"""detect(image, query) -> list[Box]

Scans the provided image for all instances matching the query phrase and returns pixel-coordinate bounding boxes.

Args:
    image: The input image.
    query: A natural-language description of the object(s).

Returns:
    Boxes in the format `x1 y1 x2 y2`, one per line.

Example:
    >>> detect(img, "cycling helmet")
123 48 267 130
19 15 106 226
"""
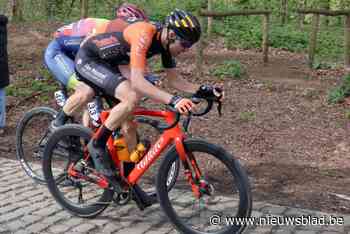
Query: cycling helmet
164 9 201 45
115 3 148 21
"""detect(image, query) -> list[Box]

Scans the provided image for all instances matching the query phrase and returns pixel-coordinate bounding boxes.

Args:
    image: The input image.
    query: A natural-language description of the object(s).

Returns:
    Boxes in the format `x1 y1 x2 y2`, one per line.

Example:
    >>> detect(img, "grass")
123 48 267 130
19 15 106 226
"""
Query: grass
211 60 246 80
345 110 350 120
7 75 57 99
214 18 344 66
327 74 350 104
239 111 256 122
149 58 163 73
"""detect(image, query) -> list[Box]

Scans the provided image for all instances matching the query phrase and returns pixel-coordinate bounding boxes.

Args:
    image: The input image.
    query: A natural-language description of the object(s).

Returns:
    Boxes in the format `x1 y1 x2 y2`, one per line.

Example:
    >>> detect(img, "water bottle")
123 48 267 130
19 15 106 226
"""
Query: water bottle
114 134 131 162
129 142 147 162
87 99 101 127
54 90 67 107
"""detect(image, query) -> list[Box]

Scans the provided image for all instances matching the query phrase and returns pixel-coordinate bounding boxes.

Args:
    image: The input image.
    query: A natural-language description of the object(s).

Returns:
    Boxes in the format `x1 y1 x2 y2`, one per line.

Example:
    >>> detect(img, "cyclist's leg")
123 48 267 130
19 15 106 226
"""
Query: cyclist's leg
44 40 76 88
45 40 90 127
74 52 133 173
82 109 90 128
121 117 138 154
53 81 95 127
104 80 138 130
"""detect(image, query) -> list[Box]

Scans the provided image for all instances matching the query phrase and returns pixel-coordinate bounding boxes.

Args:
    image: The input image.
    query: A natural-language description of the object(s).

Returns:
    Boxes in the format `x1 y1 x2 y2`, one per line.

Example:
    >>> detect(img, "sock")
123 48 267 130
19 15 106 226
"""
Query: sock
93 125 113 148
54 110 70 126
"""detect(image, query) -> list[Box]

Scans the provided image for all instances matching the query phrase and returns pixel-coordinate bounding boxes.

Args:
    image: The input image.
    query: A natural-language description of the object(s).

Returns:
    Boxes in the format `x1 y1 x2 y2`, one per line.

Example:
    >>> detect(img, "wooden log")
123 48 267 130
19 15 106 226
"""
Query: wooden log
262 14 270 64
297 9 350 16
200 9 271 18
308 14 320 68
345 15 350 71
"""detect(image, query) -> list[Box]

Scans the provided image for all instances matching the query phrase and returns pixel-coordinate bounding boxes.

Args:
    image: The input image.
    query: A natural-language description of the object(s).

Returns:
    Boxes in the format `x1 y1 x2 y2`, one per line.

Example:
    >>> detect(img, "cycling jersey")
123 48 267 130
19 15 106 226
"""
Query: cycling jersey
54 18 110 55
80 19 176 70
75 19 175 97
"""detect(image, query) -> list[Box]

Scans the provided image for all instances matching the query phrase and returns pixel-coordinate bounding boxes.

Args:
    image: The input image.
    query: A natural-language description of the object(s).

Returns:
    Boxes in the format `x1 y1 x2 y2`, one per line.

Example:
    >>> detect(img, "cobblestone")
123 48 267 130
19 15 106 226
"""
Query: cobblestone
0 158 349 234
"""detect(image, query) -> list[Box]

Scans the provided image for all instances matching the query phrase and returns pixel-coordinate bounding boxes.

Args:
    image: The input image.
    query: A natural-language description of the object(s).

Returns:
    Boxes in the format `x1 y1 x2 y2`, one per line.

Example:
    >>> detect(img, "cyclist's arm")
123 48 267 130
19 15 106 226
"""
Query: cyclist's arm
130 68 172 104
118 64 153 79
125 23 172 104
165 68 200 94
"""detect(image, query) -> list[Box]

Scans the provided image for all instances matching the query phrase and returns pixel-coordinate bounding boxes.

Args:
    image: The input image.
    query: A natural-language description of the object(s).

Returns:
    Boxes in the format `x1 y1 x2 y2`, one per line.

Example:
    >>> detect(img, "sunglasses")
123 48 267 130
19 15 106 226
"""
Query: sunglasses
179 39 193 49
173 35 192 48
168 34 192 49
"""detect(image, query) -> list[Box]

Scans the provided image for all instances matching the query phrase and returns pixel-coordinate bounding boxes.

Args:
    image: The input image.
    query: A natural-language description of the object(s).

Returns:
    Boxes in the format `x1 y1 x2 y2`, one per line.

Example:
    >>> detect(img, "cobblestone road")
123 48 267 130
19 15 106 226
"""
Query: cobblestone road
0 158 349 234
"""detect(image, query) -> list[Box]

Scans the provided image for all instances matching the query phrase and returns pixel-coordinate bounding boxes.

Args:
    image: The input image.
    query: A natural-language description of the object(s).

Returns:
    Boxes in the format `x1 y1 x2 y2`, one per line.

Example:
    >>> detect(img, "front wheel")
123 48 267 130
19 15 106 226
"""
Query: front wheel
156 139 252 234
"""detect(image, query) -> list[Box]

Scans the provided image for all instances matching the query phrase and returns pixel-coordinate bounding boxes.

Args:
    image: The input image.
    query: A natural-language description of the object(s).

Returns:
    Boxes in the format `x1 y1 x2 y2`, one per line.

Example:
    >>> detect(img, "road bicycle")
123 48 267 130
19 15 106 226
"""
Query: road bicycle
42 95 252 234
15 74 164 185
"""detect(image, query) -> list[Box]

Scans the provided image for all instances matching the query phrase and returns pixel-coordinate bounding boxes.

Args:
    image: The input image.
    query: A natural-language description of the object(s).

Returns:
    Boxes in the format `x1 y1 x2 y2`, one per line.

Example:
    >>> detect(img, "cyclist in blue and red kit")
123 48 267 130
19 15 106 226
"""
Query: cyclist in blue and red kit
44 3 153 90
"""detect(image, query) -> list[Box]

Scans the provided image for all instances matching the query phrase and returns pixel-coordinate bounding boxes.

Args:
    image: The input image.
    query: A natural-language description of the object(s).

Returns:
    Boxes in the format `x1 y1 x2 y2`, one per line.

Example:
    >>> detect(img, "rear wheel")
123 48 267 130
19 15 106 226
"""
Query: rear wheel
157 139 252 234
16 107 57 184
43 124 113 218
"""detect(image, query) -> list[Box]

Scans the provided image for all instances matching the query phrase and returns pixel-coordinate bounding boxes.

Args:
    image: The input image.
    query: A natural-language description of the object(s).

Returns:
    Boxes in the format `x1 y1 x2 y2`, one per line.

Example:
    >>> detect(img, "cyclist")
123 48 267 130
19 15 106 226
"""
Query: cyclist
44 3 149 92
45 3 160 128
53 9 223 206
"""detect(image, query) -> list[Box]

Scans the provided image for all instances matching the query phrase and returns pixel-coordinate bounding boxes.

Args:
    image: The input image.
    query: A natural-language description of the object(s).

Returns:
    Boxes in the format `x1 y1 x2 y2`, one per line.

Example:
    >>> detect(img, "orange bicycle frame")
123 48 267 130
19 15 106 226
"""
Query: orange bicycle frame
98 107 203 197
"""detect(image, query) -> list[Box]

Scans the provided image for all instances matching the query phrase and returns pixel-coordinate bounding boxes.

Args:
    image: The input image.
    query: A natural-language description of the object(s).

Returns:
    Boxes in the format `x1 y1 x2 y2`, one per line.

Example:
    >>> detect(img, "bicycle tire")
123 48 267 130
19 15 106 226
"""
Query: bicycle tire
43 124 113 218
16 106 57 184
156 138 252 234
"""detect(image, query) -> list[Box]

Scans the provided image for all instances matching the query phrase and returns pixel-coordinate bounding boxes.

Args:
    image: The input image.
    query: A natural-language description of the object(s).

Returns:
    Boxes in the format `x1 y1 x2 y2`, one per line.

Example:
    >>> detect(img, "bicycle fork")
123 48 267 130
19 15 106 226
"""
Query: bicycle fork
175 139 211 199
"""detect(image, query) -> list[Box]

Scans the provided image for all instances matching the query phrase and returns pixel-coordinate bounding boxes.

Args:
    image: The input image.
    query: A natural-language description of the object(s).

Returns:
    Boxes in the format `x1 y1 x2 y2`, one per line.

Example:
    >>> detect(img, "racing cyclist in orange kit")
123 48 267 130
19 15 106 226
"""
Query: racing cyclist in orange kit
54 9 224 206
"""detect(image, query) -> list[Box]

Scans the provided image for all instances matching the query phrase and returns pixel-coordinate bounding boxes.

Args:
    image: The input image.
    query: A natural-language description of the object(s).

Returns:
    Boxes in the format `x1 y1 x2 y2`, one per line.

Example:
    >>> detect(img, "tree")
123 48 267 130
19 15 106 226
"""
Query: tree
298 0 307 29
320 0 330 26
207 0 213 37
46 0 55 21
11 0 23 22
80 0 89 19
280 0 288 25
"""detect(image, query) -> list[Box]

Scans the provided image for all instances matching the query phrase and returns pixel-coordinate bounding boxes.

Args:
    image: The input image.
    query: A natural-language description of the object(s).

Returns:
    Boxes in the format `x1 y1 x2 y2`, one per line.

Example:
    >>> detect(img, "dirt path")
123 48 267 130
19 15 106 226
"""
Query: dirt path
2 23 350 214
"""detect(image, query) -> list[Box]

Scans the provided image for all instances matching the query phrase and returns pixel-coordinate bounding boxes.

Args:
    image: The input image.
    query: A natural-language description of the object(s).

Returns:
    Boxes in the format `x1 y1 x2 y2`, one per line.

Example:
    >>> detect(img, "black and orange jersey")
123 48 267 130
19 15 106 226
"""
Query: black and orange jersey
81 18 175 70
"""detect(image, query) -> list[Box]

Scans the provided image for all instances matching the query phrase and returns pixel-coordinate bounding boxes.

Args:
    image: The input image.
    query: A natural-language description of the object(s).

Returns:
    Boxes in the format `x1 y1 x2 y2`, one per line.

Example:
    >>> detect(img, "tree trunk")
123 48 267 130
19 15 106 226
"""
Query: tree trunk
46 0 55 21
80 0 89 19
262 14 270 64
207 0 213 37
196 8 206 78
280 0 288 25
298 0 306 30
320 0 330 26
12 0 23 22
308 14 320 68
345 15 350 72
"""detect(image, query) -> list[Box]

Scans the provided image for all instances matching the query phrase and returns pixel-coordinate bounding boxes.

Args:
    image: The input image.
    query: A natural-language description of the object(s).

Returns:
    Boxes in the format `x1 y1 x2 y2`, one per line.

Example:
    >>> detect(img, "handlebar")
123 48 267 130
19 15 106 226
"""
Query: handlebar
150 96 223 132
97 92 222 132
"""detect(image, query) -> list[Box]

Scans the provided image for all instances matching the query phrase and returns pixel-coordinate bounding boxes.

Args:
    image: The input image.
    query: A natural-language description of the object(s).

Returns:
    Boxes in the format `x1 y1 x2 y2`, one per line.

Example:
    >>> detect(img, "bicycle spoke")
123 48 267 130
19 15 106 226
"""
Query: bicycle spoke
55 172 67 183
